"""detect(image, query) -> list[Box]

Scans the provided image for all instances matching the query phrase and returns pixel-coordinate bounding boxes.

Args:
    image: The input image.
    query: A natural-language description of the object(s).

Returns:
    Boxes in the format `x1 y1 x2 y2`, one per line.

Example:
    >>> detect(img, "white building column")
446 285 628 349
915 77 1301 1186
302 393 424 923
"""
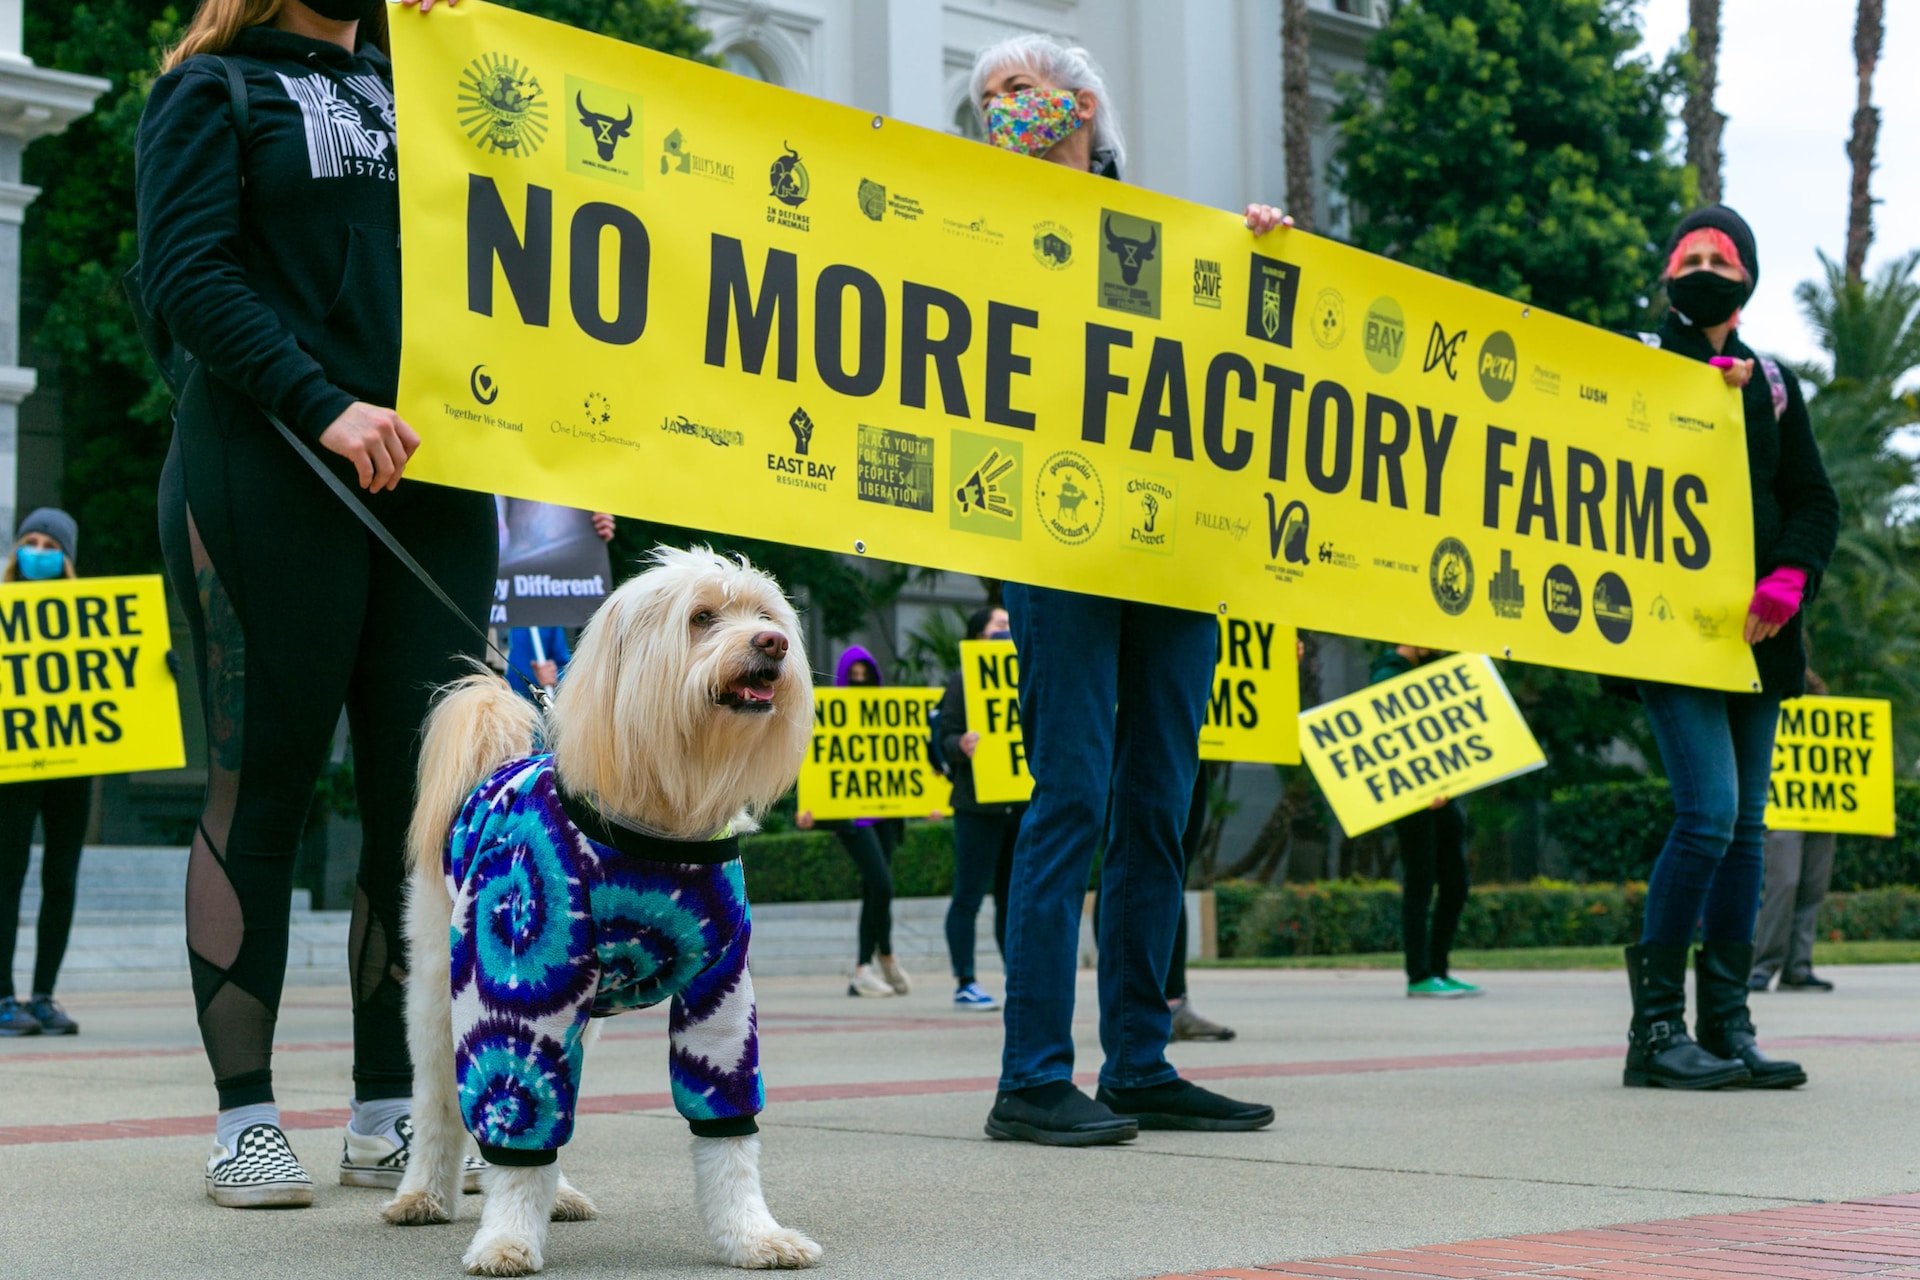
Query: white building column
850 0 945 130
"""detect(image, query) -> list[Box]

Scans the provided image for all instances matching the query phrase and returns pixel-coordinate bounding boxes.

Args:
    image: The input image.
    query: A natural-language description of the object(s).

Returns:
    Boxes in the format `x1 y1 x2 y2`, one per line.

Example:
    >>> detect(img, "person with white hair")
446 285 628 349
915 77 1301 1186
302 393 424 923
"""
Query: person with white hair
969 32 1290 1147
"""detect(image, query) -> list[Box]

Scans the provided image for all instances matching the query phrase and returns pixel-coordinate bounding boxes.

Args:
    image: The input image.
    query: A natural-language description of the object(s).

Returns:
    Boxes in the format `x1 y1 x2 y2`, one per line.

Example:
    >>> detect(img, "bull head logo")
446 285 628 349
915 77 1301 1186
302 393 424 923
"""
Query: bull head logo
576 92 633 162
1103 215 1157 285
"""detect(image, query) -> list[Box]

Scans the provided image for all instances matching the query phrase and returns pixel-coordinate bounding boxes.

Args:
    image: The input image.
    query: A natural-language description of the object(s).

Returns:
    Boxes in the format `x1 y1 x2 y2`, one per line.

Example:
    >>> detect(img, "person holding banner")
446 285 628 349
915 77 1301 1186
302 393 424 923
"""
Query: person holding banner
1618 207 1837 1092
936 606 1020 1011
969 33 1285 1145
136 0 496 1203
0 510 90 1037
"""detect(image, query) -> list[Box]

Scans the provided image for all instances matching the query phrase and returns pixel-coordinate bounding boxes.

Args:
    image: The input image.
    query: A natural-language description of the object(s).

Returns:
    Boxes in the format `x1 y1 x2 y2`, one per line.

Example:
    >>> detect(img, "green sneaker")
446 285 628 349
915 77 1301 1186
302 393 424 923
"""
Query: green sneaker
1440 977 1484 997
1406 978 1463 998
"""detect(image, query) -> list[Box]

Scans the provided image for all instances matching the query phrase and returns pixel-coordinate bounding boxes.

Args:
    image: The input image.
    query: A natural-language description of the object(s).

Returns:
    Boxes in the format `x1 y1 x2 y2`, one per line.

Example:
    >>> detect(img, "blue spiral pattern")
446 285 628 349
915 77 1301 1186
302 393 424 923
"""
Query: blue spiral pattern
455 1017 579 1152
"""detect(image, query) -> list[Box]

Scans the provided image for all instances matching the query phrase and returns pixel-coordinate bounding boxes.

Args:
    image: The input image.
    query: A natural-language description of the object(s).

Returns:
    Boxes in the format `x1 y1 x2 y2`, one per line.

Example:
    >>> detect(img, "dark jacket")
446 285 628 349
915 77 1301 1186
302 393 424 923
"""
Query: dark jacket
135 28 401 441
935 668 1023 817
1638 314 1839 697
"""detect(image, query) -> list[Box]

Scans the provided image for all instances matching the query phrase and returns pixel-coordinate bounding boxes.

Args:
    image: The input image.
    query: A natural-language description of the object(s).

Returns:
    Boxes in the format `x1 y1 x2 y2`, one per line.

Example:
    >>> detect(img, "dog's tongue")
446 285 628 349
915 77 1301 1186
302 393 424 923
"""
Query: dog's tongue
734 683 775 704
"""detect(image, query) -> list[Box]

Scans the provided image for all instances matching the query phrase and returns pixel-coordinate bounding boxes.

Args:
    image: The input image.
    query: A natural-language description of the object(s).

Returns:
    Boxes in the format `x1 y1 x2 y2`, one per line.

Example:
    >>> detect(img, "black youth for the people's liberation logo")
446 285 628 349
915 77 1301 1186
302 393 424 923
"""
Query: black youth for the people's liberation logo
469 365 500 406
1423 323 1467 379
1246 253 1302 347
457 53 549 157
1265 495 1310 565
1489 549 1524 619
769 143 809 206
1428 538 1475 615
1544 565 1582 634
1593 572 1634 644
1478 331 1517 402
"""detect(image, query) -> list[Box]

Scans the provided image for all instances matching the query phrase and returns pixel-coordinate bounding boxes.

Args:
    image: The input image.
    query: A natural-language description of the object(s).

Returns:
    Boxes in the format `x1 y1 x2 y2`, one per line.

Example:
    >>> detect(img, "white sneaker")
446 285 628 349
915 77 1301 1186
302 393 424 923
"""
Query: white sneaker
877 954 912 995
340 1116 487 1192
206 1123 315 1208
847 964 895 997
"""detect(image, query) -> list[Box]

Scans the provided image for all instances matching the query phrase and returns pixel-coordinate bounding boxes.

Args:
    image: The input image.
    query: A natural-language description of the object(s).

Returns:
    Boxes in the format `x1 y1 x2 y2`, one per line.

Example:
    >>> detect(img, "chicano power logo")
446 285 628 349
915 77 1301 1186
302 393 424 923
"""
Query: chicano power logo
457 53 549 157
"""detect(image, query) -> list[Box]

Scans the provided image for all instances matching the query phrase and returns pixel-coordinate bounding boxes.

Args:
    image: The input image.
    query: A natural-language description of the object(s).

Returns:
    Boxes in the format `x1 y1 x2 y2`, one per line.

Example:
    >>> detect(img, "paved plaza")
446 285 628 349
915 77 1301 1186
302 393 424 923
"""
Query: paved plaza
5 964 1919 1279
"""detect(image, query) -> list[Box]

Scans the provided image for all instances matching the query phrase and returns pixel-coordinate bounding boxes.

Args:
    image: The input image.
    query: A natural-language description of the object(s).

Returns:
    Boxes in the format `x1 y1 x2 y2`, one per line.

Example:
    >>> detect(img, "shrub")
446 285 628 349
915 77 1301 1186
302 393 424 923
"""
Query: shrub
740 821 955 903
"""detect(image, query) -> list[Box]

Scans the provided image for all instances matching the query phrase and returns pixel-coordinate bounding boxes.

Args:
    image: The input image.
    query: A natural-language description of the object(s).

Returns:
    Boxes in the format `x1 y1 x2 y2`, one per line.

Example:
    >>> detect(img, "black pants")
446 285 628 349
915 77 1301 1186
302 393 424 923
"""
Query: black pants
838 820 899 965
1396 802 1468 983
160 403 495 1110
947 809 1017 982
0 776 93 998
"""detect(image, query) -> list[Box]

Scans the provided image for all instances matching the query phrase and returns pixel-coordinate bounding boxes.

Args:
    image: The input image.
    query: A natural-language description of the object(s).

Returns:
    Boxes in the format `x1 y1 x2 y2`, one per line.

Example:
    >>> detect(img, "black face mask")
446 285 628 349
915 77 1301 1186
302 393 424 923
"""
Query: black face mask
300 0 383 22
1667 270 1747 328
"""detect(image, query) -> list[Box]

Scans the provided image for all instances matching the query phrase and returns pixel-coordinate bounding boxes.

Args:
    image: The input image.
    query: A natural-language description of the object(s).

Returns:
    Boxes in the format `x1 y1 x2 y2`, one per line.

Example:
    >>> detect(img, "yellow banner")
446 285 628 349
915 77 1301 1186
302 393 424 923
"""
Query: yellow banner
1765 696 1895 836
0 576 185 783
797 687 950 820
391 2 1760 691
1299 653 1544 836
959 639 1028 805
1199 617 1301 765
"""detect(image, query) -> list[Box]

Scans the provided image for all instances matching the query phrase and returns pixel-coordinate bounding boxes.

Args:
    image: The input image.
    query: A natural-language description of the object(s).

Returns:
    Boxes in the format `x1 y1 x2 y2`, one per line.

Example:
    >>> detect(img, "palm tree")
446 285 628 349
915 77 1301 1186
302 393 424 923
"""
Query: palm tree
1847 0 1886 283
1684 0 1725 204
1282 0 1314 232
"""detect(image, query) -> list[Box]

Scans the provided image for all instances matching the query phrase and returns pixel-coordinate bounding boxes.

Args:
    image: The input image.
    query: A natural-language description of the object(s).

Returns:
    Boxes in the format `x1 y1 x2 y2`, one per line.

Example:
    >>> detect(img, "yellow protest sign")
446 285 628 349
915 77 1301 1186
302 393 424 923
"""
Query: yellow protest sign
798 687 950 820
0 575 185 783
1299 654 1543 836
1765 696 1895 836
959 639 1029 805
392 2 1760 692
1199 617 1300 765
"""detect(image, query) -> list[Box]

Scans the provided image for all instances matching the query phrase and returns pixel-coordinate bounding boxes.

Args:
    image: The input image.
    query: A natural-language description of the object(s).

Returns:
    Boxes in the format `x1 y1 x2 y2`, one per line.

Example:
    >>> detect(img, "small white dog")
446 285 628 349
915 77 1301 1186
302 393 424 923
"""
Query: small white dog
382 547 821 1277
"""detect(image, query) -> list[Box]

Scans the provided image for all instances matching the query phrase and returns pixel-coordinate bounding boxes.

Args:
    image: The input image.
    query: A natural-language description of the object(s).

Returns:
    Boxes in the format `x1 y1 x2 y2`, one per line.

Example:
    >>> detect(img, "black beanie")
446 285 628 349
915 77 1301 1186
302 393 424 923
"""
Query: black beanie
1667 205 1759 300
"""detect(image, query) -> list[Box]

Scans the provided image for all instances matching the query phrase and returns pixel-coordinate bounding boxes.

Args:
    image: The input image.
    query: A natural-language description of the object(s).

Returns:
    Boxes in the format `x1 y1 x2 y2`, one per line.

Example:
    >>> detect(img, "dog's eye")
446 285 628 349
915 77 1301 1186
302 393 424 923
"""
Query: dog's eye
692 610 715 627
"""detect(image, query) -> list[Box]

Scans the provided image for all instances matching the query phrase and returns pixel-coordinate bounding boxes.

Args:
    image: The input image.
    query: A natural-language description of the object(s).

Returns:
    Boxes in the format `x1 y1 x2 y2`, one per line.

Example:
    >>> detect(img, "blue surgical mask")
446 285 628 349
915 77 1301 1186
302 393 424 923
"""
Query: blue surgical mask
15 546 64 580
985 629 1011 640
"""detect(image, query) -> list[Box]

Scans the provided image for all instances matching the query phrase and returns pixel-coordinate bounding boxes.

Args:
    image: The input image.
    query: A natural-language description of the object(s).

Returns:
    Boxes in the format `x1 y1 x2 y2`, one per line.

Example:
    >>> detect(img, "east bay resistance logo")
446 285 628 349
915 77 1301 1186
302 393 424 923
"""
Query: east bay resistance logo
457 52 548 157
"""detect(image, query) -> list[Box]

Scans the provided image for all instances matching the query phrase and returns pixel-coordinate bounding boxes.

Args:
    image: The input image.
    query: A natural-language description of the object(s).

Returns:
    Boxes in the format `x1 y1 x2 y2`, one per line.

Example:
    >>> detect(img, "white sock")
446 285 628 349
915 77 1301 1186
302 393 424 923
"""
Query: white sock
349 1096 410 1139
216 1103 279 1154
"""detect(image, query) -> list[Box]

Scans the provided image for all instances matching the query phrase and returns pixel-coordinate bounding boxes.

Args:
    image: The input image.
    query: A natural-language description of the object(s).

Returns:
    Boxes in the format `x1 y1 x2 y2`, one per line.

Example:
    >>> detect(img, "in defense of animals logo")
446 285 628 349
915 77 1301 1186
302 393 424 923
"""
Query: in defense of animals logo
1264 495 1310 565
457 53 548 157
1428 538 1475 616
769 143 810 207
788 406 815 456
858 178 886 221
1363 297 1407 373
1033 221 1073 269
1478 330 1517 402
575 92 632 161
1423 323 1467 379
1245 253 1302 348
1489 549 1524 619
469 365 499 406
1311 288 1346 349
1593 572 1634 645
1544 565 1583 634
1097 210 1162 318
1036 450 1104 545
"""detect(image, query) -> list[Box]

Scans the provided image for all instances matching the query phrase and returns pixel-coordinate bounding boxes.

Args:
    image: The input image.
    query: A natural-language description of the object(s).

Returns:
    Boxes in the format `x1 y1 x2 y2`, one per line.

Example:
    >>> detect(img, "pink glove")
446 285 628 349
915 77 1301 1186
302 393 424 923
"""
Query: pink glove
1748 567 1807 627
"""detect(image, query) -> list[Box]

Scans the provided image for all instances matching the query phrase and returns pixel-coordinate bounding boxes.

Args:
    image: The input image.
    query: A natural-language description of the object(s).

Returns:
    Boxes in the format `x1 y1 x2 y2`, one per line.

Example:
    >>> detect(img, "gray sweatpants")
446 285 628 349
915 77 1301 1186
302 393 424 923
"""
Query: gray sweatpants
1751 829 1836 983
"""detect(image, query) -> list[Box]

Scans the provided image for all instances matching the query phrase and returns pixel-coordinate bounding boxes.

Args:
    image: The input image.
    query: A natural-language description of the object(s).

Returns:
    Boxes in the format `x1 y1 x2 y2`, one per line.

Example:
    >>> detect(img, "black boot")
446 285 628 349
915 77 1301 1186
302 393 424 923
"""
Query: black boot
1623 943 1750 1089
1695 941 1807 1089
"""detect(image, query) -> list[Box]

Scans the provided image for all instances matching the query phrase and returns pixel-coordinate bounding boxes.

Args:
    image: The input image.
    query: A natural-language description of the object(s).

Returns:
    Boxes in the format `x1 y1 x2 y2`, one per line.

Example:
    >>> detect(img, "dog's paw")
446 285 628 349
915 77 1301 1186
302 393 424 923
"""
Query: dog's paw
549 1182 599 1222
383 1188 453 1226
725 1227 822 1270
463 1235 543 1276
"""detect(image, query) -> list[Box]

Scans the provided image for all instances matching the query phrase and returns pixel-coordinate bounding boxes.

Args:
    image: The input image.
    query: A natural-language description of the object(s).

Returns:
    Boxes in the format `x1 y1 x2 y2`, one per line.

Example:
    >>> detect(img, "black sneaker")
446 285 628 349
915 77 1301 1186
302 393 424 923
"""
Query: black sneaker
1779 970 1835 992
1096 1078 1275 1131
984 1081 1138 1147
0 997 41 1037
26 996 76 1035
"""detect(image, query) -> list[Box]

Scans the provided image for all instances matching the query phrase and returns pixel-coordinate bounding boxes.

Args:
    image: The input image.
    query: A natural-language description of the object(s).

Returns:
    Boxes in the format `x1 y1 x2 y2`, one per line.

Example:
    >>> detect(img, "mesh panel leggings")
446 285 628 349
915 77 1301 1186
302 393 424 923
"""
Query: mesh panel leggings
838 821 900 965
0 776 93 998
160 416 495 1110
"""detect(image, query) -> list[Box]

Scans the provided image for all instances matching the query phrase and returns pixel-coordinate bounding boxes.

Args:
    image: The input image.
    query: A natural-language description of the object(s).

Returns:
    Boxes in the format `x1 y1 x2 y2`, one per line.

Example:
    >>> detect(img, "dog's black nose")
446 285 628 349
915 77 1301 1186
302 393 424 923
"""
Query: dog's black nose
752 630 789 660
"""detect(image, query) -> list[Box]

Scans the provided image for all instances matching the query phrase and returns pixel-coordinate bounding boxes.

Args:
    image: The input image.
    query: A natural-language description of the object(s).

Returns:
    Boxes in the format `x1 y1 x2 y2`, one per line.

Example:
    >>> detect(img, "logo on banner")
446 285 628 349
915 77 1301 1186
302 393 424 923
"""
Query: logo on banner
566 77 641 190
1545 565 1582 633
457 53 548 157
1311 288 1346 349
1363 298 1407 373
1192 257 1223 308
1032 221 1073 269
1036 451 1104 545
659 128 734 181
1123 473 1175 554
469 365 500 406
1264 495 1311 565
1245 253 1302 347
1428 538 1474 615
1593 572 1634 644
1423 323 1467 379
1489 549 1524 619
788 406 815 455
951 431 1022 540
1098 211 1161 317
1478 330 1517 402
769 143 809 206
858 178 886 221
768 406 833 491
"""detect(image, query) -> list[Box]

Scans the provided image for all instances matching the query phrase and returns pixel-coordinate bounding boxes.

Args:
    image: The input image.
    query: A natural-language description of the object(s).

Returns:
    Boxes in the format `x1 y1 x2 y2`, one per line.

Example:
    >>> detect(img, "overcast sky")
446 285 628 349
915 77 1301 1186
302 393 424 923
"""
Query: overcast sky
1637 0 1917 367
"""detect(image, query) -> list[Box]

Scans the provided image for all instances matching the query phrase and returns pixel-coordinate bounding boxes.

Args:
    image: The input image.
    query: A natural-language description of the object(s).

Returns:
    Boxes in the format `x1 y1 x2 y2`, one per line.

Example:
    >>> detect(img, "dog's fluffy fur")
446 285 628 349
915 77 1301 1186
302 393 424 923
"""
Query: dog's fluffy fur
383 547 820 1276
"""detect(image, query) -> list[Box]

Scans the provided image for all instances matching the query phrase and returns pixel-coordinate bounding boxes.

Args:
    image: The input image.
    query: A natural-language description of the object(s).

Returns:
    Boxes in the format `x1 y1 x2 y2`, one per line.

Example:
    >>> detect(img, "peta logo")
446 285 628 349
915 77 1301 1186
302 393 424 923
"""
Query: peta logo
1477 331 1517 402
575 93 633 161
1103 214 1157 285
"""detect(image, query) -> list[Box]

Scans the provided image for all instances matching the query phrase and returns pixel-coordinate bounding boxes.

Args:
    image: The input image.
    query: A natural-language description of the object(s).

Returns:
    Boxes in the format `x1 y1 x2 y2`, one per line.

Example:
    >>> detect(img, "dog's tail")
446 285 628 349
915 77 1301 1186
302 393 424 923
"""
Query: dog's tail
406 670 543 877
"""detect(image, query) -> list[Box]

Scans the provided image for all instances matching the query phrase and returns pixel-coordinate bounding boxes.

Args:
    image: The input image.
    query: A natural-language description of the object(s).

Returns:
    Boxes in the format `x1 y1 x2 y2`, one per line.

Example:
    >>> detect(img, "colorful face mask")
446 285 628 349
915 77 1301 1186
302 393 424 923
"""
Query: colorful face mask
986 89 1083 157
15 546 64 580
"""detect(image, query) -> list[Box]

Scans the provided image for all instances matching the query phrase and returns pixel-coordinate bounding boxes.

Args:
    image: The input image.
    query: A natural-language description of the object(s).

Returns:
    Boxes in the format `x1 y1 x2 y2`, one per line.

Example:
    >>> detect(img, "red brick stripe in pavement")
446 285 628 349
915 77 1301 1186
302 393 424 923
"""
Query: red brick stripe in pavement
1143 1194 1920 1280
4 1031 1916 1148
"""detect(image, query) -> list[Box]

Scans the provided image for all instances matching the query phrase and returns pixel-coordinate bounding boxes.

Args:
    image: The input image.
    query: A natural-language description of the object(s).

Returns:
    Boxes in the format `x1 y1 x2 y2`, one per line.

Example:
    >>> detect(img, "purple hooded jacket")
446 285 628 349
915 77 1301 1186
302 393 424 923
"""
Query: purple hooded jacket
832 646 883 826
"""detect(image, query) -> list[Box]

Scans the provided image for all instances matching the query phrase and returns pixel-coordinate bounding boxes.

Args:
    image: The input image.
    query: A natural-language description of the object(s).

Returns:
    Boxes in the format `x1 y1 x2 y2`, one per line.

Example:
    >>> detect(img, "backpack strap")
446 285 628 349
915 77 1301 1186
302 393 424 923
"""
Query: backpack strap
216 56 251 144
1758 356 1790 420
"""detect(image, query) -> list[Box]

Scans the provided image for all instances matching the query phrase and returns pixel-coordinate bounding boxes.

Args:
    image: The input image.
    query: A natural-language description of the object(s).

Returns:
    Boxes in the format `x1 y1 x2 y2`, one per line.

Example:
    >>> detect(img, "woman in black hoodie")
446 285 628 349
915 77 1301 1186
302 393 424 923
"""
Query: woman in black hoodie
1619 206 1838 1094
136 0 494 1206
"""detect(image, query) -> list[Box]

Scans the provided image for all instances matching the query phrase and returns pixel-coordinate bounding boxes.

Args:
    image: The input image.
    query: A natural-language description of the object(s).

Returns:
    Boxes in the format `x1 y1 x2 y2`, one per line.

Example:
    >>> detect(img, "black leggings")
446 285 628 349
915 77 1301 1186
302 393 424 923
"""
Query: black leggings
838 821 899 965
0 776 93 998
947 809 1016 982
160 405 494 1110
1396 803 1468 983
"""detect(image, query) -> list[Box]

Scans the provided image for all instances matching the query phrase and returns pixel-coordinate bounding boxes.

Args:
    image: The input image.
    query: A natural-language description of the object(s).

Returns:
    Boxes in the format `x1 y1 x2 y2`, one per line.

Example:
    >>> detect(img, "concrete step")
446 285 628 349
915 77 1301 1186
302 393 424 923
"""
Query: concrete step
14 845 311 919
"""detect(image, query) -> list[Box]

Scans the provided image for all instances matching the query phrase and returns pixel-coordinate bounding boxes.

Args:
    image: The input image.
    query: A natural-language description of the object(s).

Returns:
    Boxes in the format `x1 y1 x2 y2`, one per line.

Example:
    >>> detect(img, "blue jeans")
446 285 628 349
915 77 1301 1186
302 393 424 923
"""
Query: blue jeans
998 584 1216 1092
1637 682 1782 947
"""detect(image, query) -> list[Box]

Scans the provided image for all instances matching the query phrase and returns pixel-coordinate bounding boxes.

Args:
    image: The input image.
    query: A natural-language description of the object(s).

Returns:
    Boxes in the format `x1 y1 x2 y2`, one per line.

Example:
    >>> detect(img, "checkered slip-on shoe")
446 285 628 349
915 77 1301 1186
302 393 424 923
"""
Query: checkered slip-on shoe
340 1116 487 1193
205 1123 315 1208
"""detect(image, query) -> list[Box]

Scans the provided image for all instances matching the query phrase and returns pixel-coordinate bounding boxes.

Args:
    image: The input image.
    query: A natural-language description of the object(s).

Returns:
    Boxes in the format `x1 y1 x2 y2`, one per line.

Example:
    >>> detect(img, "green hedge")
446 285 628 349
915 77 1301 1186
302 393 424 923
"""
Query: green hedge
1214 879 1920 958
739 820 955 903
1549 779 1920 889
